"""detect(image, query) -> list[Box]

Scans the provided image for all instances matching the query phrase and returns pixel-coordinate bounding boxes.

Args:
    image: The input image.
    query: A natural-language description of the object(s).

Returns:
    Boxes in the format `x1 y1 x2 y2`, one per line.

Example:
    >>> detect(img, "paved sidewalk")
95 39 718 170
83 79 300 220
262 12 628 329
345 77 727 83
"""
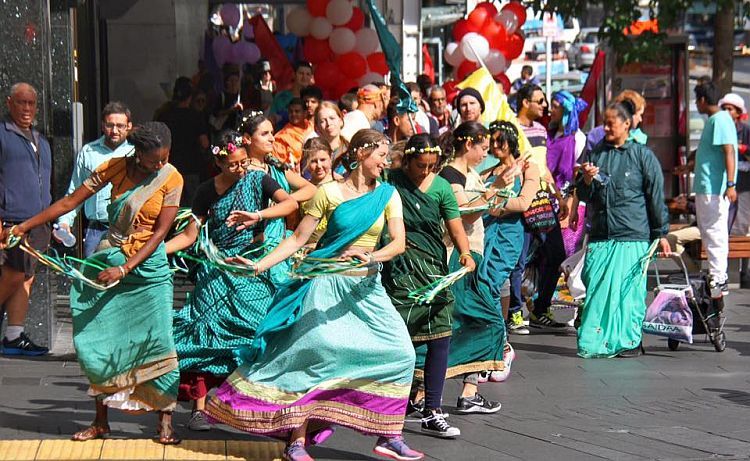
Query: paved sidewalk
2 290 750 460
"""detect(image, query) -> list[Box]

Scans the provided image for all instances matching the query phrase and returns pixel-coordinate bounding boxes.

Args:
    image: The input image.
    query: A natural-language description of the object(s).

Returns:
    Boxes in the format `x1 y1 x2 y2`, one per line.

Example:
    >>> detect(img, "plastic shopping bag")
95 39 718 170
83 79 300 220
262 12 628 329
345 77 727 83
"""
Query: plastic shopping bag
562 246 586 300
642 288 693 343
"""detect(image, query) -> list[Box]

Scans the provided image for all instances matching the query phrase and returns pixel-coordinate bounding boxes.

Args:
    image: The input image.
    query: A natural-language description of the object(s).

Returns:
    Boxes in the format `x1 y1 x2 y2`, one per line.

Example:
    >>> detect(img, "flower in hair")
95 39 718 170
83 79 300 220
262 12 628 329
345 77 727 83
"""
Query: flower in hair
212 136 245 157
456 134 489 142
355 140 390 154
404 145 442 156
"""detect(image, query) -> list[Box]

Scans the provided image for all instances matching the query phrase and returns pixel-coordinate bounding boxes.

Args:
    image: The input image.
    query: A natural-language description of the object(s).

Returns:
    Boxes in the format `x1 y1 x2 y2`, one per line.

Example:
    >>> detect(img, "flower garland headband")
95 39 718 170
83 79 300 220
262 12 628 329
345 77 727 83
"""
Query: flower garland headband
211 135 245 157
404 145 442 156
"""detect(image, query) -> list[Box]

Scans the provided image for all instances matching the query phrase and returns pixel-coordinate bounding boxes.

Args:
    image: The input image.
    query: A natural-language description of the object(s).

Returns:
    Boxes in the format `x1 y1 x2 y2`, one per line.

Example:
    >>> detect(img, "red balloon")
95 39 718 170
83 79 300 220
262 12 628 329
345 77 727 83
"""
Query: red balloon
332 78 359 100
501 33 524 60
303 37 333 64
474 1 498 18
338 52 367 79
501 2 527 26
307 0 330 17
314 61 340 89
344 7 365 31
482 19 507 48
494 72 511 95
456 60 479 81
468 7 491 30
452 19 480 42
366 51 389 75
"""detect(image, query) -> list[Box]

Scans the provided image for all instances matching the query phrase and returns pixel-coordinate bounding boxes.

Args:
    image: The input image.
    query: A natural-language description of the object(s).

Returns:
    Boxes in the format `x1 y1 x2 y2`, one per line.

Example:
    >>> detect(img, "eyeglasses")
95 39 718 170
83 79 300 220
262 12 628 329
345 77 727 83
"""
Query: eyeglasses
226 159 251 172
104 123 128 131
529 98 546 105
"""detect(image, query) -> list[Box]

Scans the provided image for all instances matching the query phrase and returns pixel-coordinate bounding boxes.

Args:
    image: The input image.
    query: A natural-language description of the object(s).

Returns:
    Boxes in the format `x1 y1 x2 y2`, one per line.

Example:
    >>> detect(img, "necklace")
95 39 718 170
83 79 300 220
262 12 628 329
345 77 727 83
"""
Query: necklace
247 158 267 171
344 180 371 194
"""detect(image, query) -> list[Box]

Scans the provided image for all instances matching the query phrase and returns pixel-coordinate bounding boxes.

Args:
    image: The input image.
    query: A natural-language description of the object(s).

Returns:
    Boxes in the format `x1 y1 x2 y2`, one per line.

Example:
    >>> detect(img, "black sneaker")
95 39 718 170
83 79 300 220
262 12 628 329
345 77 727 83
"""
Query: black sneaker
1 333 49 356
617 342 644 358
421 409 460 438
528 312 569 330
719 280 729 296
187 410 210 431
406 398 425 418
455 393 501 414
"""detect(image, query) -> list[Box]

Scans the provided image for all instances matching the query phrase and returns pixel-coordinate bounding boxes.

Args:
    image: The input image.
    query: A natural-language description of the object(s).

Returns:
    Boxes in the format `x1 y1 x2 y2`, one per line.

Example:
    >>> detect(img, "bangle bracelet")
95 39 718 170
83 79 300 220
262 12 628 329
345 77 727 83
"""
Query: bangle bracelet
459 252 472 259
255 210 263 221
117 266 126 277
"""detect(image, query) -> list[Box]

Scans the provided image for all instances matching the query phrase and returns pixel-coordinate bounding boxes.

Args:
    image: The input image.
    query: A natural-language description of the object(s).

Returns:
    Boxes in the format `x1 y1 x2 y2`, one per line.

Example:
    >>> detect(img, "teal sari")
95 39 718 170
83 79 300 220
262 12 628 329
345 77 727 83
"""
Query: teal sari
264 165 293 285
71 164 180 411
172 171 276 378
207 184 416 437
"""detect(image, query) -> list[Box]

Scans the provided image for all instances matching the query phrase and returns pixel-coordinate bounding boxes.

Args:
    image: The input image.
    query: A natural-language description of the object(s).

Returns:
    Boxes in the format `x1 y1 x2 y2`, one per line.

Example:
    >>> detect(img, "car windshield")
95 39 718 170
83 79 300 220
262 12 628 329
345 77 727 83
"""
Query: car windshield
583 32 598 43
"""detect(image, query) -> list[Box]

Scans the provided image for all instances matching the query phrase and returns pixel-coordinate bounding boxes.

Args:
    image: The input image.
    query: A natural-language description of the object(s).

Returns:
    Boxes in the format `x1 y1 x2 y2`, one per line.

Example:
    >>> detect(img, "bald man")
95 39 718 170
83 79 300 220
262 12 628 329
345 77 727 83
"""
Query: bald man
0 82 52 356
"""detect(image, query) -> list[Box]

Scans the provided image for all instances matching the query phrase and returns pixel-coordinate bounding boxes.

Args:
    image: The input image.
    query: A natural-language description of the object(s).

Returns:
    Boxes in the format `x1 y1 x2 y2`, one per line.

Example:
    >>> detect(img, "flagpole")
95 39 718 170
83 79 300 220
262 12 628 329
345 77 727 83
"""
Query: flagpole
463 40 506 97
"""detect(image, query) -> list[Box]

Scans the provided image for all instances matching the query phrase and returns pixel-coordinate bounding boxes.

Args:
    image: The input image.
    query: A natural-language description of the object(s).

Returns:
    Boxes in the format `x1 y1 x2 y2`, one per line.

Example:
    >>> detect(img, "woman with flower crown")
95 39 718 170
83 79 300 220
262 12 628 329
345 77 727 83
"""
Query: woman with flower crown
165 130 298 431
381 133 475 439
206 129 424 461
230 112 316 285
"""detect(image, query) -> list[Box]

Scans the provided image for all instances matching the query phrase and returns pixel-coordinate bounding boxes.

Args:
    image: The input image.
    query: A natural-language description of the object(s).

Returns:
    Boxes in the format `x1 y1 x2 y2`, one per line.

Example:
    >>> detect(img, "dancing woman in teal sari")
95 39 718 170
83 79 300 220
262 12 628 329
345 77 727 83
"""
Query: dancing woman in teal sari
206 130 424 461
165 131 297 430
1 123 184 444
237 112 316 285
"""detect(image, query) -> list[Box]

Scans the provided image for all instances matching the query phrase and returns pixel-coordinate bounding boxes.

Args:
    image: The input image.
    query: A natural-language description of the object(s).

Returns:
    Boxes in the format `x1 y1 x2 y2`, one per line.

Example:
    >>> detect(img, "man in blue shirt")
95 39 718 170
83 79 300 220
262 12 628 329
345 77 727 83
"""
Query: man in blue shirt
694 82 738 298
58 102 133 256
0 82 52 356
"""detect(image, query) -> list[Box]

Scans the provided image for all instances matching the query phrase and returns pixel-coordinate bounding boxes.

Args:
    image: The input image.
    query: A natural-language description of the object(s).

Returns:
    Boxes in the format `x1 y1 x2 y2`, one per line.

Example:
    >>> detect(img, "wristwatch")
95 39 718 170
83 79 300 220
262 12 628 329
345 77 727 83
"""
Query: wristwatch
727 181 736 188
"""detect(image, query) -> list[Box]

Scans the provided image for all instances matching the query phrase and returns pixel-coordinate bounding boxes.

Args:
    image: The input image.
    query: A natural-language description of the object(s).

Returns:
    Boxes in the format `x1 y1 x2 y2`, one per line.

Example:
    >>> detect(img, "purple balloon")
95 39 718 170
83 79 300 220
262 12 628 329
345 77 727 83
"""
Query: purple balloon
243 22 254 40
231 41 261 64
212 35 233 67
220 4 241 27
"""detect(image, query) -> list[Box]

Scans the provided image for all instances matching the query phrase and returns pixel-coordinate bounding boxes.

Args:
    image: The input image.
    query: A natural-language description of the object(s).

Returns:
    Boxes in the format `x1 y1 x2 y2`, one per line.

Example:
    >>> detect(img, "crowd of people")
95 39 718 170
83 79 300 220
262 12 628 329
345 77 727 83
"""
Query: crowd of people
0 62 744 460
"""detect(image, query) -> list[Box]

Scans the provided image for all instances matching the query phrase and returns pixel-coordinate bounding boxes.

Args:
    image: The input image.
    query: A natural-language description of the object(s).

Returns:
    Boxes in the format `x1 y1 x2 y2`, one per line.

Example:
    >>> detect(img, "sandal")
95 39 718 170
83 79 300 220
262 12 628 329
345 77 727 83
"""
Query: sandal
72 425 110 441
156 425 182 445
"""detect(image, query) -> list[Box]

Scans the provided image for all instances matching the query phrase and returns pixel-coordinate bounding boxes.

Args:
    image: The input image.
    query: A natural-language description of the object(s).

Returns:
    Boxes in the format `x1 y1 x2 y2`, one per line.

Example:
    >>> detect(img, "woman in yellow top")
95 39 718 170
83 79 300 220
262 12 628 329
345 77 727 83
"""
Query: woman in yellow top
1 122 184 444
206 129 424 461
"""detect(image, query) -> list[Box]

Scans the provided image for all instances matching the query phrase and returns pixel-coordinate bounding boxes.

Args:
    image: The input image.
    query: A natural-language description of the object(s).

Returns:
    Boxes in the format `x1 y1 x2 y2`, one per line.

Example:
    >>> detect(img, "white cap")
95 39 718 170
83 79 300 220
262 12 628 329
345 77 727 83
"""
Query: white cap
718 93 747 114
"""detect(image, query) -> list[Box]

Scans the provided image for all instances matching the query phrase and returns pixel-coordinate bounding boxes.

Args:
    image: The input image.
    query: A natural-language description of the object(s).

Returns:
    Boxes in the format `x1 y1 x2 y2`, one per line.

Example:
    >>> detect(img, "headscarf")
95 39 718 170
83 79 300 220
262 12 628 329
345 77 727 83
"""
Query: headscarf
552 90 588 137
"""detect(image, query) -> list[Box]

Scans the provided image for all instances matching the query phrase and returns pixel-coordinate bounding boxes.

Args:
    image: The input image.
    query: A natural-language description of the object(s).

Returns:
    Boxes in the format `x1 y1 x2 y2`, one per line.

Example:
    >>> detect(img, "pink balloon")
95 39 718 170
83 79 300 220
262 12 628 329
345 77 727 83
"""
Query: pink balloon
310 17 333 39
220 4 241 27
326 0 353 26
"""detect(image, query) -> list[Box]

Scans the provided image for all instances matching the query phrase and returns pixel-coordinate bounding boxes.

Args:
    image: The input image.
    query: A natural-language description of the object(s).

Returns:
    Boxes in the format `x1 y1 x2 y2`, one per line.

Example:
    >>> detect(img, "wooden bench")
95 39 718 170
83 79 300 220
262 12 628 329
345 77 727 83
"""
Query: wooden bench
687 236 750 260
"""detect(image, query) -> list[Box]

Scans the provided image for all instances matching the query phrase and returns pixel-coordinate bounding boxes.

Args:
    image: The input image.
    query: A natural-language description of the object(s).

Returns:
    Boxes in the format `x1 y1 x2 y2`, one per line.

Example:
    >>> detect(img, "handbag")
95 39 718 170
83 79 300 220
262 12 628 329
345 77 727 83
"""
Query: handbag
562 238 587 300
523 183 557 233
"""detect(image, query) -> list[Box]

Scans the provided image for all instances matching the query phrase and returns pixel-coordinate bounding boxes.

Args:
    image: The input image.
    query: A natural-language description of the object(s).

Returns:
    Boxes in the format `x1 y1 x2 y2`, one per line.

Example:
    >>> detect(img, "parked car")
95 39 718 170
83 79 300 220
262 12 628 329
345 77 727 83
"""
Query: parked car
567 28 599 69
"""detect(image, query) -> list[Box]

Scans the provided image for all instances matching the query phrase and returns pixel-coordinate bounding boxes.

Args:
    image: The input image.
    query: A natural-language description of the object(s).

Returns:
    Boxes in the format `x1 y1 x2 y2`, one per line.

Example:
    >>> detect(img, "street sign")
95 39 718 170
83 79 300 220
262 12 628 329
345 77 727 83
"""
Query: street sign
542 13 558 38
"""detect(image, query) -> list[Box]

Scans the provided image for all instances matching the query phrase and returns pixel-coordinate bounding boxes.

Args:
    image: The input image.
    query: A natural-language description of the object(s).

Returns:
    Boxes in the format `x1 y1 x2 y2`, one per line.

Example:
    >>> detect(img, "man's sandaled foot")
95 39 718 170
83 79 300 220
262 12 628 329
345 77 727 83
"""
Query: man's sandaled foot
72 425 110 441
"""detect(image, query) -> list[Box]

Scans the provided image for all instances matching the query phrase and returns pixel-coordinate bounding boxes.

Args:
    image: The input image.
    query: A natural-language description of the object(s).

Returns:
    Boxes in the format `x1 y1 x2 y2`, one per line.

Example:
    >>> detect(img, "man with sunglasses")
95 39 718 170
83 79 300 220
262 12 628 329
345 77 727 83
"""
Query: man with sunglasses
58 101 133 256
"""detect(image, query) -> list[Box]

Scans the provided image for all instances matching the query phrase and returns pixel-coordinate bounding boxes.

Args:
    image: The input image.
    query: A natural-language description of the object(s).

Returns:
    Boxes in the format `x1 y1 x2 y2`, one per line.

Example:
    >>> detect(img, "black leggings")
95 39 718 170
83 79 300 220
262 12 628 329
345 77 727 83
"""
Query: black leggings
413 336 451 410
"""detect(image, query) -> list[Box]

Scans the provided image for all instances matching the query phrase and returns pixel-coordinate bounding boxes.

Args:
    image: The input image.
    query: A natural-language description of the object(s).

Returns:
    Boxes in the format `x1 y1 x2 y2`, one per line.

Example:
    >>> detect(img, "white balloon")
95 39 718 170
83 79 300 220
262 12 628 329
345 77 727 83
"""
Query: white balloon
287 7 312 37
485 49 507 74
444 42 464 67
326 0 354 26
359 71 383 87
355 28 379 55
310 17 333 40
329 27 356 55
460 33 490 63
496 10 519 35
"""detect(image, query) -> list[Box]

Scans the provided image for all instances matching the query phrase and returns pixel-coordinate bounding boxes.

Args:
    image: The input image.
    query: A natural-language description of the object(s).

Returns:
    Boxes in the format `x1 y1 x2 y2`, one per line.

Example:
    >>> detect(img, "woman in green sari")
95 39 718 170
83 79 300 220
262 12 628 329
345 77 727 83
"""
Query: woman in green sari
383 134 475 439
165 131 297 431
1 122 184 443
576 101 670 358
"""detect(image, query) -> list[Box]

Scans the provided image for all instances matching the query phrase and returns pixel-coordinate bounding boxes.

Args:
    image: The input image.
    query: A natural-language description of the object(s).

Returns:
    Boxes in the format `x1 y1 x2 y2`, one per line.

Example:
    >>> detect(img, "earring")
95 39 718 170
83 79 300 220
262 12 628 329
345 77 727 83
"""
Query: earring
135 157 141 165
349 161 359 170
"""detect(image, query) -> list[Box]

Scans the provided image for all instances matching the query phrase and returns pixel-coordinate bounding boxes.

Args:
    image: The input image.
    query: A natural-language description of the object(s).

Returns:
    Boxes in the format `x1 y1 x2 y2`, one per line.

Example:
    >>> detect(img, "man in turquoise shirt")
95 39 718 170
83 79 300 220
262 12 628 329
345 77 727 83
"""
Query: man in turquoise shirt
693 82 738 298
58 102 133 256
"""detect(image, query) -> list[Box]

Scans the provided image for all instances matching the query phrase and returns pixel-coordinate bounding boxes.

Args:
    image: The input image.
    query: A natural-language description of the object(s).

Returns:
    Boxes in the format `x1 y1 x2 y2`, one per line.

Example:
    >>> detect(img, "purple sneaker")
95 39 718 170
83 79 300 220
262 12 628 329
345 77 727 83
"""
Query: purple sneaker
284 440 314 461
373 436 424 461
306 426 335 447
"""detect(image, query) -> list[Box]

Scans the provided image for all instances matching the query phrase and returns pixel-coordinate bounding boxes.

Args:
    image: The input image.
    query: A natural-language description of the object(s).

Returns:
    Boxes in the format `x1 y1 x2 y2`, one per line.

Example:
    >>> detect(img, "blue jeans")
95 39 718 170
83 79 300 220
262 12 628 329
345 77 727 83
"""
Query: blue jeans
508 232 532 316
83 225 108 257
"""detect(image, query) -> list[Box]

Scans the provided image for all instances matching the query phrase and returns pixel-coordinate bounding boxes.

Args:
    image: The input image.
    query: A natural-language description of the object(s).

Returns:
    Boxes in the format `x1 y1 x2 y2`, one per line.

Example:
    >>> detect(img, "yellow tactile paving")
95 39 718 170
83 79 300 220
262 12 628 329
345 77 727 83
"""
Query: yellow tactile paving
164 440 226 460
35 439 103 460
226 440 284 461
0 440 40 460
99 439 164 460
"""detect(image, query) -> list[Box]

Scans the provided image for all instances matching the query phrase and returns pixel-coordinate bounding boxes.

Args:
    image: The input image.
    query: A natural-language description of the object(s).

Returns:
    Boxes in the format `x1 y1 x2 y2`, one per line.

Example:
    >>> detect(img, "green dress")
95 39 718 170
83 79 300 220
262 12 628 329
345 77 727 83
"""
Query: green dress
382 170 460 341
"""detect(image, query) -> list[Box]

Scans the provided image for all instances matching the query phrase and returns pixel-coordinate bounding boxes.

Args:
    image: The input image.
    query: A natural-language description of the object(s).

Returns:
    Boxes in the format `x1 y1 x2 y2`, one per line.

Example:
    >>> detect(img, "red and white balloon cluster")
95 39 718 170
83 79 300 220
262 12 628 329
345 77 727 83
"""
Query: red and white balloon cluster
287 0 386 99
211 4 262 67
446 1 527 93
